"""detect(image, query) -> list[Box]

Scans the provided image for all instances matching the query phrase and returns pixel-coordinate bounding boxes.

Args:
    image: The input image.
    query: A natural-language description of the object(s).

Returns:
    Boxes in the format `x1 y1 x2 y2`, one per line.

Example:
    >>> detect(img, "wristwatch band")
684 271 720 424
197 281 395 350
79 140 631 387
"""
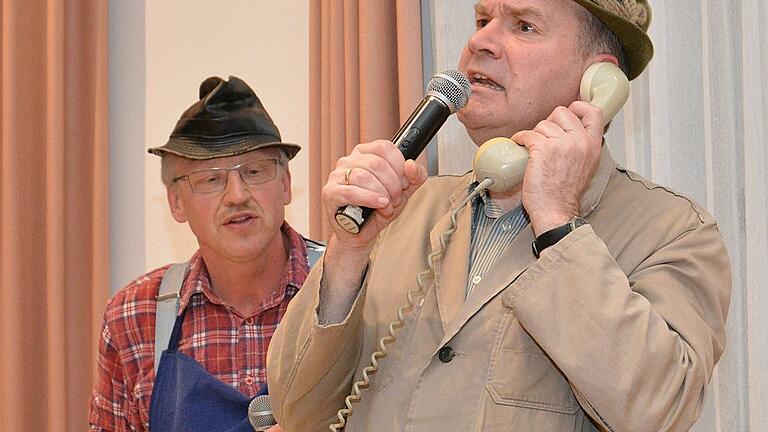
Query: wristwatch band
532 217 586 258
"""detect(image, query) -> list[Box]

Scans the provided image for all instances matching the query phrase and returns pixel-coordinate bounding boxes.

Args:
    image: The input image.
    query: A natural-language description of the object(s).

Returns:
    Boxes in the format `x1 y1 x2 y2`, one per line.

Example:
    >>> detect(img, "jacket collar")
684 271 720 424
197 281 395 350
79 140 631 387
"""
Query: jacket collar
579 144 617 218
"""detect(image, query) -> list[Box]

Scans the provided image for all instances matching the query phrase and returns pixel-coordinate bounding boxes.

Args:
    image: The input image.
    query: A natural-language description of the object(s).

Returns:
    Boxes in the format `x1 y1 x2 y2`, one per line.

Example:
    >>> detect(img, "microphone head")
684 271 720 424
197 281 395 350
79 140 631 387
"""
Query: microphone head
248 395 275 431
426 70 471 114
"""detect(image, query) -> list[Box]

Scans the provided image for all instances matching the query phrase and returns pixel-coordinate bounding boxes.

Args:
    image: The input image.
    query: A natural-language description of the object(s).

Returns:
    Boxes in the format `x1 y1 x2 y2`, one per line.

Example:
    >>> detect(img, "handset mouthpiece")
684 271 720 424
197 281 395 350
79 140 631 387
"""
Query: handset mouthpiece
473 137 529 192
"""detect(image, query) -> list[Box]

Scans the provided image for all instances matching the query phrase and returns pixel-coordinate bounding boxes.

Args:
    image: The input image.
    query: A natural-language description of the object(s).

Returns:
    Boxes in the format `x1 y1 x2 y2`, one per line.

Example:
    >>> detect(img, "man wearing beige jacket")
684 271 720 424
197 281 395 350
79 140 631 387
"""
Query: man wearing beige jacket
267 0 731 431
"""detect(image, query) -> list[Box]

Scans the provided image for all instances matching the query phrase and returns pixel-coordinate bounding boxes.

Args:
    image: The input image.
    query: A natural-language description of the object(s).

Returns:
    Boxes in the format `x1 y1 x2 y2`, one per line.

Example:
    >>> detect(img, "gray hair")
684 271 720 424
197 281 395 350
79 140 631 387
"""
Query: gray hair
577 7 630 76
160 154 181 186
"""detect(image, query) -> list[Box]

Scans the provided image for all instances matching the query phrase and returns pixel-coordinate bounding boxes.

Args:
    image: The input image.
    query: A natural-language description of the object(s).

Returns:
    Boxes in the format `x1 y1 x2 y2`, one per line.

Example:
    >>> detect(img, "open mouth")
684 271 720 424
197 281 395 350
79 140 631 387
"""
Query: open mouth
225 214 256 225
470 73 504 91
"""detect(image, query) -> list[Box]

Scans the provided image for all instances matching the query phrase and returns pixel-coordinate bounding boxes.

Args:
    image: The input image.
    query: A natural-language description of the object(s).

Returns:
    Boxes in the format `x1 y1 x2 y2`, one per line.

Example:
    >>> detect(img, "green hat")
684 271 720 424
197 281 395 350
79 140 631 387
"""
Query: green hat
148 76 301 160
574 0 654 80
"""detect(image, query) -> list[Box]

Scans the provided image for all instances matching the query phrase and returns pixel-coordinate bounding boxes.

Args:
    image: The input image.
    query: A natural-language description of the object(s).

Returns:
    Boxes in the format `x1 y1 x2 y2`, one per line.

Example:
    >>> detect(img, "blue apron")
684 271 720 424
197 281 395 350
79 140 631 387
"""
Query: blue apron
148 307 259 431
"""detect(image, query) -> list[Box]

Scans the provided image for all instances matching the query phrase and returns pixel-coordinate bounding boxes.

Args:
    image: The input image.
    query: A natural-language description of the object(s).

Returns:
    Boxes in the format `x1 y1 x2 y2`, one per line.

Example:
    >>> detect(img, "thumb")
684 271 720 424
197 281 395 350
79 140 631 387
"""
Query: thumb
569 100 604 143
404 160 428 187
510 130 539 150
403 160 427 199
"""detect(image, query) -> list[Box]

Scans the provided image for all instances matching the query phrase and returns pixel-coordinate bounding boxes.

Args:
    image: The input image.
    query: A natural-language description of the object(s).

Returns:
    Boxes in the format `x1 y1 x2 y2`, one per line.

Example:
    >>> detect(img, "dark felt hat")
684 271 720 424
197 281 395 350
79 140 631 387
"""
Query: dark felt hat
148 76 301 160
574 0 654 81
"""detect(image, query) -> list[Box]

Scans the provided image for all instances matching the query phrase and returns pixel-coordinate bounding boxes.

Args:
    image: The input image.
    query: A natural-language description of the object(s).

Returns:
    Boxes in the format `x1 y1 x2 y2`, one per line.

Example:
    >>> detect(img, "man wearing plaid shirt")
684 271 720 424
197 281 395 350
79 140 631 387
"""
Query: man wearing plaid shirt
89 76 314 431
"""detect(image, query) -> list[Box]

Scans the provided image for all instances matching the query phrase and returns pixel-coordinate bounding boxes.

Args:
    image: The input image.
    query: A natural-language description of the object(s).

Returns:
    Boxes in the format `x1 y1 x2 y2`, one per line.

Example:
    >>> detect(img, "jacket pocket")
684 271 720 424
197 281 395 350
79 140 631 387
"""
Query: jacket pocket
487 311 579 414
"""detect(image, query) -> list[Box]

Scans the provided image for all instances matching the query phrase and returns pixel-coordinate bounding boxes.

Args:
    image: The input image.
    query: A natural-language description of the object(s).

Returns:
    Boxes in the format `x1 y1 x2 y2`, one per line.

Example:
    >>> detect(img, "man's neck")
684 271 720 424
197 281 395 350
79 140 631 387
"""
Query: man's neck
487 183 523 213
202 231 289 318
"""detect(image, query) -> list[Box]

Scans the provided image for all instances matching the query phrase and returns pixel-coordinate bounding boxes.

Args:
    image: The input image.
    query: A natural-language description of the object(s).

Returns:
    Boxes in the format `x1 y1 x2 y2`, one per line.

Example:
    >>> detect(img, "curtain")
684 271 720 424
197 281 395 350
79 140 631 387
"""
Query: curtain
0 1 109 430
428 0 768 430
308 0 424 239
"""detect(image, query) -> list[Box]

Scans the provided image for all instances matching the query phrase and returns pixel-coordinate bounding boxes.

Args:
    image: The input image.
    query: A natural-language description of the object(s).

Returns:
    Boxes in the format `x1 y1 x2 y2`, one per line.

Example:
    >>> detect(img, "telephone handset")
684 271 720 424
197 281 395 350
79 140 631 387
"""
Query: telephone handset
327 63 630 432
474 62 630 192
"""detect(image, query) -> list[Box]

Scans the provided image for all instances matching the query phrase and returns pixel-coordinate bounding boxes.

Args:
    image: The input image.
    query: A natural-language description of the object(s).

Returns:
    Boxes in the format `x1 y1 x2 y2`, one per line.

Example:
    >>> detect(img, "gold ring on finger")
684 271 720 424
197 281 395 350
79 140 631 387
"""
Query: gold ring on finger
344 167 353 185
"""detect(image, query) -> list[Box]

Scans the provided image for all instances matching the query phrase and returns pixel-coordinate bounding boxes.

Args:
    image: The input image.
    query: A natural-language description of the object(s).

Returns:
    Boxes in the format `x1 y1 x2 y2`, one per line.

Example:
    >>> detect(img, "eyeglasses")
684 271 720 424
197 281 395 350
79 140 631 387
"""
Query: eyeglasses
172 158 282 193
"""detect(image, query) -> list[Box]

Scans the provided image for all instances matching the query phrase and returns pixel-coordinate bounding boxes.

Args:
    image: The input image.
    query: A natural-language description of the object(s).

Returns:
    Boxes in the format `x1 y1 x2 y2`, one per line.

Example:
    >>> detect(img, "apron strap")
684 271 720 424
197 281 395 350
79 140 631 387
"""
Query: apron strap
154 262 188 373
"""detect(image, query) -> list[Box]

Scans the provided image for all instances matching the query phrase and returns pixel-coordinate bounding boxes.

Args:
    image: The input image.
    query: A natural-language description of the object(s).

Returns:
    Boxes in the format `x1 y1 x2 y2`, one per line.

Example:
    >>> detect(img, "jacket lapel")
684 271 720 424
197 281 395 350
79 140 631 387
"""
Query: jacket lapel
429 175 473 333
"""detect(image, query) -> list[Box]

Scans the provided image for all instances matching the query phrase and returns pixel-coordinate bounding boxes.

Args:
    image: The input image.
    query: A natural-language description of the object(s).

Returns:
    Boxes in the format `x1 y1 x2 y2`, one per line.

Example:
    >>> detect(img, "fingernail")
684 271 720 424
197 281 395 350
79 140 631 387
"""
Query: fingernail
378 196 389 207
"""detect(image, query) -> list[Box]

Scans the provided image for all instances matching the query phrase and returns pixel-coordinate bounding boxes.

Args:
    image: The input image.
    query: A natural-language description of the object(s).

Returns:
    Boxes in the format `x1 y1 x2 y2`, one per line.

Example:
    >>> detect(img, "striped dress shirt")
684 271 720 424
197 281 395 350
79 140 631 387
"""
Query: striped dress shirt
466 183 529 298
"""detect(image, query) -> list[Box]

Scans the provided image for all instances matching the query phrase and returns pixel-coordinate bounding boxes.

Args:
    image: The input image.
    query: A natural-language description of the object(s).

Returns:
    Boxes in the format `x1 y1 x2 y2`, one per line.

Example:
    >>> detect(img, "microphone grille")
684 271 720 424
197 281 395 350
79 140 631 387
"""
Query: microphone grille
248 395 275 431
426 69 471 114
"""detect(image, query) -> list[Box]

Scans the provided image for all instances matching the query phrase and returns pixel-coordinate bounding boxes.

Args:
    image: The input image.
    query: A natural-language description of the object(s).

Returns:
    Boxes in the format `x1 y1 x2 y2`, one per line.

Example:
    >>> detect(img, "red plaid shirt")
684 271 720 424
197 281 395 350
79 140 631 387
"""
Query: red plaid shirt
89 223 310 431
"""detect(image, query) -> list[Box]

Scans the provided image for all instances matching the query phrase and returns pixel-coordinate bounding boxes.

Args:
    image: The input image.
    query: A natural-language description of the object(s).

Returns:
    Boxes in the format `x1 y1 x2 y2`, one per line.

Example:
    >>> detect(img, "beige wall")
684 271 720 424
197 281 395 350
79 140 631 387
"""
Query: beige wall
141 0 310 270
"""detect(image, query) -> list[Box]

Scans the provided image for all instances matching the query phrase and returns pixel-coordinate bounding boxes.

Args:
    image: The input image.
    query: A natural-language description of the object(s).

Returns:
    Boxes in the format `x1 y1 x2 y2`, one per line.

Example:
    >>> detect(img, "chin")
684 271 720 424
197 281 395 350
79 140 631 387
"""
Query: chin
457 115 495 146
456 107 482 133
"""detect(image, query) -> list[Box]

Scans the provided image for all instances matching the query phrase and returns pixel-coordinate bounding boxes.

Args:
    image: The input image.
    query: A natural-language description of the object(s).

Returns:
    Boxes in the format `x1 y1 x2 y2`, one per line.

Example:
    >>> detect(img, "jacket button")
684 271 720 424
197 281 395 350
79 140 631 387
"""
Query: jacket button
438 346 455 363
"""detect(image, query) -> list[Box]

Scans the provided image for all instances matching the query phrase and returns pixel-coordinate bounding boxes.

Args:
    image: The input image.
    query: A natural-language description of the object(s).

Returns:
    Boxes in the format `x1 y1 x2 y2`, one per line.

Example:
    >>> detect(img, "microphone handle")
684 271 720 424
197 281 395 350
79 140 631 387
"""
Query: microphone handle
335 96 450 234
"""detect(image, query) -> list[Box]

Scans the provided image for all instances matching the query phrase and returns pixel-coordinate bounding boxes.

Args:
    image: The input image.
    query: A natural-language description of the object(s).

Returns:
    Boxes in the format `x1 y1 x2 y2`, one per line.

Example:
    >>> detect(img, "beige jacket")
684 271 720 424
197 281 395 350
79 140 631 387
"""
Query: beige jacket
267 149 731 432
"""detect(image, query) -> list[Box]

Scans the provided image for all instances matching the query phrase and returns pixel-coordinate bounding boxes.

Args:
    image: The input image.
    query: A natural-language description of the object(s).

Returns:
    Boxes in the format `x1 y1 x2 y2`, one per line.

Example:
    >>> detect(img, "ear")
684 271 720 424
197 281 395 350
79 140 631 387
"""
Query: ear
167 185 189 223
281 165 293 205
584 53 620 71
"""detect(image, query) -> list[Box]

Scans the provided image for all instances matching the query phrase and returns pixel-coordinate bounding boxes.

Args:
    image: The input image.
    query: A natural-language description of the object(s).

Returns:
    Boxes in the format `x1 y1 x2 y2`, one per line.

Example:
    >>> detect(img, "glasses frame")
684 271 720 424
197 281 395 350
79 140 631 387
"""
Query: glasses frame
171 158 283 194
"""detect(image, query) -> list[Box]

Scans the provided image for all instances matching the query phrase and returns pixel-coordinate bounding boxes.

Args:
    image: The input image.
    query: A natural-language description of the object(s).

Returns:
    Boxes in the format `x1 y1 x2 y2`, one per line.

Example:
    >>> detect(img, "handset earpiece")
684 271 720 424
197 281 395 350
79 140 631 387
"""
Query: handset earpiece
579 62 629 127
472 62 630 193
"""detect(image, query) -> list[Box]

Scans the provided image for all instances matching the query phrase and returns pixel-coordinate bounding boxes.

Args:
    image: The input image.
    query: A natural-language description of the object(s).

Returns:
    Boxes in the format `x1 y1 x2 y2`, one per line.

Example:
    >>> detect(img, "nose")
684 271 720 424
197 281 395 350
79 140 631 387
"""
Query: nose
222 170 251 205
466 20 502 59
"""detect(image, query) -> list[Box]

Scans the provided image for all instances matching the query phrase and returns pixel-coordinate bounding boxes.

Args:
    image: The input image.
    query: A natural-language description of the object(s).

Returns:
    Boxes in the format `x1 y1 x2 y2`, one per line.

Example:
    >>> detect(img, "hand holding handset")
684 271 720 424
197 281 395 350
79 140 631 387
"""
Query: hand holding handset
473 62 630 192
327 63 630 432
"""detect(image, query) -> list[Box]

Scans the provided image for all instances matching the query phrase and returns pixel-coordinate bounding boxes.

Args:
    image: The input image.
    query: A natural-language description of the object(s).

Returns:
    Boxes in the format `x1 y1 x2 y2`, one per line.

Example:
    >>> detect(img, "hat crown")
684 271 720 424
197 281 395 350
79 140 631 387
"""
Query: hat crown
591 0 651 31
172 76 280 140
147 76 301 160
200 76 258 113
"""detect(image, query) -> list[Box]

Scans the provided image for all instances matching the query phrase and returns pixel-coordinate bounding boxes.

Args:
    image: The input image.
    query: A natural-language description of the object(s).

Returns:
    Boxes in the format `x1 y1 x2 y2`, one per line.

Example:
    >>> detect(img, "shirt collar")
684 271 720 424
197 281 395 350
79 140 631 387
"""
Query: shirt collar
468 182 509 219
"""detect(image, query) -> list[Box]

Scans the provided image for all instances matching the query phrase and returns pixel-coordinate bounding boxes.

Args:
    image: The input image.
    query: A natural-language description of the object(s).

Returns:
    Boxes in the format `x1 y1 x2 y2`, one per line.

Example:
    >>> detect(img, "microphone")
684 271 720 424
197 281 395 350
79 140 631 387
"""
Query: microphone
335 70 471 234
248 394 275 431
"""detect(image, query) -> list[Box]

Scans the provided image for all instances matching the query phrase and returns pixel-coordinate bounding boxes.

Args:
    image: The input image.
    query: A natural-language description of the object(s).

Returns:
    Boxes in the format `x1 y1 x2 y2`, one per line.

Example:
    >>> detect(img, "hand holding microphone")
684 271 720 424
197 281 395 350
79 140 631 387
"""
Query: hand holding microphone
323 141 427 247
316 71 470 326
332 70 471 235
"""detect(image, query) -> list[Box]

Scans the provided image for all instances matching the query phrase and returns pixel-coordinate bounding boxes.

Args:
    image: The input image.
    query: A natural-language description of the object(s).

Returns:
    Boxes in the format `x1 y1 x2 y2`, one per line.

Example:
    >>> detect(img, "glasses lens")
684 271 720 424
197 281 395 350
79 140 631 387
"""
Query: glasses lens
187 170 228 193
181 159 279 193
240 159 278 185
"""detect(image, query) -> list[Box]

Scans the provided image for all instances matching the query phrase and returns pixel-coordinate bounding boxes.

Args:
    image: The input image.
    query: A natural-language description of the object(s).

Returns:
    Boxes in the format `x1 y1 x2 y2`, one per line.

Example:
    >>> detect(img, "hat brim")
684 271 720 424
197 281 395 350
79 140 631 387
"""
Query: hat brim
573 0 654 80
148 135 301 161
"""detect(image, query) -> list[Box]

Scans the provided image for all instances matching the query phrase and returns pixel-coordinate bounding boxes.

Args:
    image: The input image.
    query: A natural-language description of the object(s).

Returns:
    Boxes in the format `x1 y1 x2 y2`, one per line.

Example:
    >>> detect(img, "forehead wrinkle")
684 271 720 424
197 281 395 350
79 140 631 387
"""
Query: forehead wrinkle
474 1 546 20
189 148 281 171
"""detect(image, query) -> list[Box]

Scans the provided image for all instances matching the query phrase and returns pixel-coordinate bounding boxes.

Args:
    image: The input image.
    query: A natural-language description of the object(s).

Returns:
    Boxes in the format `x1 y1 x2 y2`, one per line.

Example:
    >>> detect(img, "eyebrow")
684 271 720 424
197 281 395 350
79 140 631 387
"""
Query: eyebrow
474 2 545 20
